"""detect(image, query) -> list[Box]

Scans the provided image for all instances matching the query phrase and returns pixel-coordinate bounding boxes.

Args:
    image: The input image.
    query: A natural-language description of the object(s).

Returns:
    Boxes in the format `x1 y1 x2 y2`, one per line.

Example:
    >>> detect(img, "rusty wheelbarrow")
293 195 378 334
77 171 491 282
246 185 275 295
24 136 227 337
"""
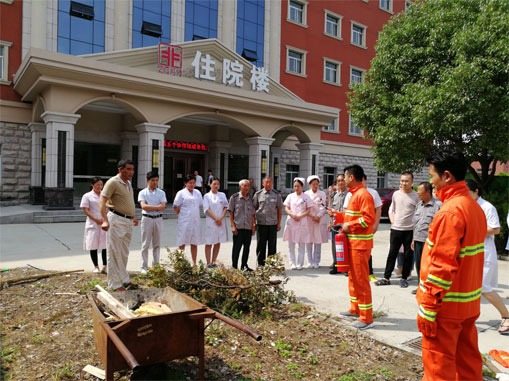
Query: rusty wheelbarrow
88 287 261 380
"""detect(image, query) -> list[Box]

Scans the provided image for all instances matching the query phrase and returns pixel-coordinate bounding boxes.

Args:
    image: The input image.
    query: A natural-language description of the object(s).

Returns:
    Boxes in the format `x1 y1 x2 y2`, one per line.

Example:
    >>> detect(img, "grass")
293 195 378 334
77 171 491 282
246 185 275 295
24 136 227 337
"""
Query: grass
79 278 107 294
30 334 46 345
52 364 73 380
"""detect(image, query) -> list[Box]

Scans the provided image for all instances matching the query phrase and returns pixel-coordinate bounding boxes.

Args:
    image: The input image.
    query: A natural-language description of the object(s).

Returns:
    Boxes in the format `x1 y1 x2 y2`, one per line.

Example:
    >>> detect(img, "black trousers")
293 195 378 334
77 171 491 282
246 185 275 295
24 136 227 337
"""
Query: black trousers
232 229 252 269
90 249 107 266
330 224 341 265
414 240 425 281
256 225 277 266
383 229 414 280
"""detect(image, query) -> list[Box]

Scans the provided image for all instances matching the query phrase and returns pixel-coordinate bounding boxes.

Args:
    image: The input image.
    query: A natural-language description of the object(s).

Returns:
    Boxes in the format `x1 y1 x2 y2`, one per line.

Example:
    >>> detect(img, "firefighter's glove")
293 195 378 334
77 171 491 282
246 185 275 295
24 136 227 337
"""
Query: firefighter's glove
417 292 440 338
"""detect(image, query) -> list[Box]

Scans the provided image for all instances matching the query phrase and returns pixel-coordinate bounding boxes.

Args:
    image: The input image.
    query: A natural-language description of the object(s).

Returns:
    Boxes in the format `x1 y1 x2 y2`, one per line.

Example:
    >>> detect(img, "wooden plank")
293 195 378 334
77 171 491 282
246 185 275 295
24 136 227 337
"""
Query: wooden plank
94 285 136 320
82 364 105 380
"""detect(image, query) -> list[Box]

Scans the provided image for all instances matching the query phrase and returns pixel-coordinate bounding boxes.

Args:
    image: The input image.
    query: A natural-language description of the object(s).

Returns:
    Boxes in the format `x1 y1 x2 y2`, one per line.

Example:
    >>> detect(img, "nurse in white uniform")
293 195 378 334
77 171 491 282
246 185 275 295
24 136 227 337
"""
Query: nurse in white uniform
304 175 328 268
203 176 228 267
173 174 203 266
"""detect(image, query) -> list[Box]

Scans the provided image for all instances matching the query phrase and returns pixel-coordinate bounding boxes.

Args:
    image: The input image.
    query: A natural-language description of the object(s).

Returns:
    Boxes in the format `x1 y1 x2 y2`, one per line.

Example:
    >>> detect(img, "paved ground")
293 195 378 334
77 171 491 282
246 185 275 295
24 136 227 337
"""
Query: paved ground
1 217 508 357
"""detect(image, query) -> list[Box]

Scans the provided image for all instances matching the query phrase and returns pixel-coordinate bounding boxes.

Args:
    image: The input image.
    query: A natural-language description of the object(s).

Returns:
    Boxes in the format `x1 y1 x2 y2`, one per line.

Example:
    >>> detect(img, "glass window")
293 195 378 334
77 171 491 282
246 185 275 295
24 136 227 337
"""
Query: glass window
380 0 392 11
324 118 337 132
352 24 365 47
285 165 299 188
0 47 3 80
377 172 387 188
405 0 413 10
351 68 363 85
326 15 338 36
132 0 171 48
289 1 303 24
349 115 362 135
325 61 338 83
185 0 217 42
323 167 336 189
236 0 265 67
288 51 302 74
58 0 105 55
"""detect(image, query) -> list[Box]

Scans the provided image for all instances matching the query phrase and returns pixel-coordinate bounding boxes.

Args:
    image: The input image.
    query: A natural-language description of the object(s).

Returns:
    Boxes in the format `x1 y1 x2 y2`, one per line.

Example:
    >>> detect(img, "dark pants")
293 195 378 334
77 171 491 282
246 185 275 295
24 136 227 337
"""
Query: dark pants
369 255 373 275
256 225 277 266
414 240 425 281
232 229 252 269
383 229 414 280
90 249 107 267
330 224 341 265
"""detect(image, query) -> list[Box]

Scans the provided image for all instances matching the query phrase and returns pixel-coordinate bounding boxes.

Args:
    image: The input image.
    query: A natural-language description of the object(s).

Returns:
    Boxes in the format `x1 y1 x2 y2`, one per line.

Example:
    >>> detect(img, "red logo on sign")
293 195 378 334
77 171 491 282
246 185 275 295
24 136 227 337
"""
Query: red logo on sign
158 43 183 76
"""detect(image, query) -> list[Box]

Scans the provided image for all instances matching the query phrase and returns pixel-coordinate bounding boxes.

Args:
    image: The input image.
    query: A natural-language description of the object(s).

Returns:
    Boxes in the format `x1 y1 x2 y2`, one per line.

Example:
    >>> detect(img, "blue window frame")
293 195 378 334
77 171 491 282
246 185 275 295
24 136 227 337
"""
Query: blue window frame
185 0 218 41
132 0 171 48
58 0 105 55
236 0 264 67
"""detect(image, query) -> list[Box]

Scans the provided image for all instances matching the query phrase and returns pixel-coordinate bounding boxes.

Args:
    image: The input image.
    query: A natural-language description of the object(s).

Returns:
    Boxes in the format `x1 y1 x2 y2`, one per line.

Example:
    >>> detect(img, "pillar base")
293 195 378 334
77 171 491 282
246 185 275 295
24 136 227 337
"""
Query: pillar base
29 186 46 205
43 187 75 210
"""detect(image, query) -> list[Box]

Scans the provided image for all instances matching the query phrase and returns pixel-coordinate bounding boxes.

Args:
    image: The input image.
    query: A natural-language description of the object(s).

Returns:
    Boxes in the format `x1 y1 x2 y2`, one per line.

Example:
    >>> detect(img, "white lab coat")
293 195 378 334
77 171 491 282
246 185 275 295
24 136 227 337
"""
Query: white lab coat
174 188 203 246
203 191 229 245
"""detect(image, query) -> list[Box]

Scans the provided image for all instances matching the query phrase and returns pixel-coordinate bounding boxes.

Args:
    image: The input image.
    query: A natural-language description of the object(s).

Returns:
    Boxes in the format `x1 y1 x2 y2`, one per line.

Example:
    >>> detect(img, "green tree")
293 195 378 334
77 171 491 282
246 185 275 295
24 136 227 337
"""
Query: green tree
348 0 509 190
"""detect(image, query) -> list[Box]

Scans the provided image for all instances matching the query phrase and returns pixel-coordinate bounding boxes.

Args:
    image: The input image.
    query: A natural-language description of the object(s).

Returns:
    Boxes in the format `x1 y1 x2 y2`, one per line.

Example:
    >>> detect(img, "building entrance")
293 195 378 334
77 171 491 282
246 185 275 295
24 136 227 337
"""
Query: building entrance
164 152 204 201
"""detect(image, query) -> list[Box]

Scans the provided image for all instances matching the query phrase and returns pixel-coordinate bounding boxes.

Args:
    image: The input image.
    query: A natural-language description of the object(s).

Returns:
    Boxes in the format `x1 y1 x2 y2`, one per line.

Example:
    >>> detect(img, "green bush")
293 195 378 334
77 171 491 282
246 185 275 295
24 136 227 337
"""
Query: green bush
483 176 509 256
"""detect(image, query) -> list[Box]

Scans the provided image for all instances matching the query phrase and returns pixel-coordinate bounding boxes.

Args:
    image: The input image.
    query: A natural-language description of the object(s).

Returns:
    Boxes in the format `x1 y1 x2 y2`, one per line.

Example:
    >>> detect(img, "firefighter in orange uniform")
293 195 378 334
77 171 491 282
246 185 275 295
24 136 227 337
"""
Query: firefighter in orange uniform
417 149 487 380
338 165 376 330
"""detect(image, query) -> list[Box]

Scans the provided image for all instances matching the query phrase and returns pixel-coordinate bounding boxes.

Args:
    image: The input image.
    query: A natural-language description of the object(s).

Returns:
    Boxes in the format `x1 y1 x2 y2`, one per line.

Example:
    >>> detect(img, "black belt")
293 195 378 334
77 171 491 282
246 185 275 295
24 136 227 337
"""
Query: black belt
110 209 134 219
142 214 162 219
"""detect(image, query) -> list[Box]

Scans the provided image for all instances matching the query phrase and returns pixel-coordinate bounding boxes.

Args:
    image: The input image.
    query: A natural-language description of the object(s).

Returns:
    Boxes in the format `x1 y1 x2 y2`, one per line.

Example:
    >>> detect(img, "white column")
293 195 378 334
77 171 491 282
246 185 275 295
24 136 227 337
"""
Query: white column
245 137 275 190
296 143 323 181
120 132 138 160
29 122 45 187
208 141 231 189
268 0 281 81
170 0 185 44
135 123 170 188
218 0 236 51
41 112 81 188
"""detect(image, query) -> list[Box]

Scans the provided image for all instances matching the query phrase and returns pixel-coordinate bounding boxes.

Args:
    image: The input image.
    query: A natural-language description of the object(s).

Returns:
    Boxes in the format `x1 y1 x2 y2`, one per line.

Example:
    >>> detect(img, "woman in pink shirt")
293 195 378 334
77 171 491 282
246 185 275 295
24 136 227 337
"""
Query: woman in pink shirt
305 175 329 268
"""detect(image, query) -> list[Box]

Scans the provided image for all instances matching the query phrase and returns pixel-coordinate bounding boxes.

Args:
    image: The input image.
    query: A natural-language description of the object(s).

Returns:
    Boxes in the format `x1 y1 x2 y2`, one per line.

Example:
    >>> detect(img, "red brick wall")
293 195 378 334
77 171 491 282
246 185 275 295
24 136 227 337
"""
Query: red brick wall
0 0 23 102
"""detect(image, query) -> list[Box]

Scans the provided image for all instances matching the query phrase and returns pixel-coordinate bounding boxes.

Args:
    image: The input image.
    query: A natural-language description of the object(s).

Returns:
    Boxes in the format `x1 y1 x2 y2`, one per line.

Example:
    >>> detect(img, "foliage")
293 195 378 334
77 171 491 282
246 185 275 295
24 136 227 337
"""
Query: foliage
145 250 295 316
348 0 509 189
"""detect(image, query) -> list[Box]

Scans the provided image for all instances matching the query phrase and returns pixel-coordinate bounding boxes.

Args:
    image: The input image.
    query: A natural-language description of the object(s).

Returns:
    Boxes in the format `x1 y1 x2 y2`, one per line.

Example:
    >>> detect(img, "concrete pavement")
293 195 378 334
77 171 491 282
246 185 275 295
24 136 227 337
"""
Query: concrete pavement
1 217 508 358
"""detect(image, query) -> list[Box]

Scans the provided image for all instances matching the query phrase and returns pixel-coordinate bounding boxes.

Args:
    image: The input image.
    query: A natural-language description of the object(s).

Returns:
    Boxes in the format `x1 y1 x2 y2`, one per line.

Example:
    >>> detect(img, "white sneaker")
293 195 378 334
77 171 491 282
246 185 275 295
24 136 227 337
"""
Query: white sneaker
140 269 148 275
296 265 303 270
290 264 297 270
307 263 313 269
93 268 100 274
313 264 319 269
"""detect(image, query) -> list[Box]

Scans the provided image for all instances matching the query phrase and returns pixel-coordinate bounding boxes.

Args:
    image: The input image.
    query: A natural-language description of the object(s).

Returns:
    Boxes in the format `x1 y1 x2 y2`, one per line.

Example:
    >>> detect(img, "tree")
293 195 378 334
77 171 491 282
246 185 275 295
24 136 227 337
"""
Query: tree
348 0 509 190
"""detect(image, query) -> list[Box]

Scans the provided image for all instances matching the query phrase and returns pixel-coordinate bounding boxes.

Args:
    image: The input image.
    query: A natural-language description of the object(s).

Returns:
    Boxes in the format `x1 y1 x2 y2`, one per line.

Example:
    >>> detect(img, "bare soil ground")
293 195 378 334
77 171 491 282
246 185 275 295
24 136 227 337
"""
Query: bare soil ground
1 268 423 380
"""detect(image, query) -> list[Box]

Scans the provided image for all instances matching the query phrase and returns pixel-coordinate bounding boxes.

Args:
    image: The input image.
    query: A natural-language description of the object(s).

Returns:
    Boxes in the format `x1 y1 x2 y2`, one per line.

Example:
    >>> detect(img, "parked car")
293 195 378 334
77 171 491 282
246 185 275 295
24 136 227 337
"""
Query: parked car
376 188 398 218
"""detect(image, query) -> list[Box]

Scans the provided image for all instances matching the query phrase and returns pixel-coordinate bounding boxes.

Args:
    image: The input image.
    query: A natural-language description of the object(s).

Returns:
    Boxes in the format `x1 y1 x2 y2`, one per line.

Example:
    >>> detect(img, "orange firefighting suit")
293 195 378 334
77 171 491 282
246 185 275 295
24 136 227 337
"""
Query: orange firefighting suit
340 184 376 323
416 181 487 381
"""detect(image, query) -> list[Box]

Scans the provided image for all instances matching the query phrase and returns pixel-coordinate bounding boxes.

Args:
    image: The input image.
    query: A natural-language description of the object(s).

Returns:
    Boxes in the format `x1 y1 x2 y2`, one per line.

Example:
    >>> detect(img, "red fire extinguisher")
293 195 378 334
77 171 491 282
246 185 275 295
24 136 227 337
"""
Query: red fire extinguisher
335 229 350 273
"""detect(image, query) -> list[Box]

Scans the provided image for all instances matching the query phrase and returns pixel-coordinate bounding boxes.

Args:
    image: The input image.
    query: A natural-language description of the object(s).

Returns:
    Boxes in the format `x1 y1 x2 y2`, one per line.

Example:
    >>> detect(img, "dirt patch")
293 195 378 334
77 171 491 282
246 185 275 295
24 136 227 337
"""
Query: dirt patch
1 267 423 380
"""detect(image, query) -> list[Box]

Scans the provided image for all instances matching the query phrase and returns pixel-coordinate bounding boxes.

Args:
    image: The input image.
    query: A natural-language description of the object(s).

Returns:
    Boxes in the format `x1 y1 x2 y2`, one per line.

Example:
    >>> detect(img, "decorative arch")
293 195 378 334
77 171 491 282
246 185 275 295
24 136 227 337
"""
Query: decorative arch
32 96 46 123
270 123 312 147
71 96 149 122
162 111 260 137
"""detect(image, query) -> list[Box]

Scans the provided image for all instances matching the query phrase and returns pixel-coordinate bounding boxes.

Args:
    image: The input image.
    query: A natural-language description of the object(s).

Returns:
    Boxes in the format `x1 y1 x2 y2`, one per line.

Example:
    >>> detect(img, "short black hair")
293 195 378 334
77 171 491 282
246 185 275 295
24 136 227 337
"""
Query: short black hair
208 169 212 173
90 176 102 185
362 174 367 181
419 181 432 194
344 165 365 182
426 148 466 181
117 159 134 169
146 171 159 181
402 171 414 180
465 179 481 195
209 176 220 184
185 174 195 183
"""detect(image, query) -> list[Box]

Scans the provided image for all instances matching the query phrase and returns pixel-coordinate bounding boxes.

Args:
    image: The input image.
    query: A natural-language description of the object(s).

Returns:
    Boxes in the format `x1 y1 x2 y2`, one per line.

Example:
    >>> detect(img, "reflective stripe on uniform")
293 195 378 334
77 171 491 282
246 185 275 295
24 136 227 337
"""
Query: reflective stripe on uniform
443 287 482 303
459 243 484 258
426 238 434 250
359 217 368 228
350 296 357 303
358 303 372 311
345 210 362 217
425 274 453 290
418 305 437 322
346 234 373 240
419 280 426 292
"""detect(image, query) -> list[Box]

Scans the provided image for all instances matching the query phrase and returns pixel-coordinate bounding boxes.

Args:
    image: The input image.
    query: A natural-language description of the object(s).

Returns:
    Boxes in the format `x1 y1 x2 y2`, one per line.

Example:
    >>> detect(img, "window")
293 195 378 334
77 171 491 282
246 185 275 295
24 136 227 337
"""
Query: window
286 46 307 76
377 172 387 188
285 165 299 188
58 0 105 55
323 58 341 86
351 21 367 48
349 115 362 136
287 0 307 27
0 41 12 83
324 118 337 132
323 167 336 189
350 66 365 86
405 0 413 10
236 0 265 67
132 0 171 48
324 10 342 39
185 0 217 42
379 0 393 13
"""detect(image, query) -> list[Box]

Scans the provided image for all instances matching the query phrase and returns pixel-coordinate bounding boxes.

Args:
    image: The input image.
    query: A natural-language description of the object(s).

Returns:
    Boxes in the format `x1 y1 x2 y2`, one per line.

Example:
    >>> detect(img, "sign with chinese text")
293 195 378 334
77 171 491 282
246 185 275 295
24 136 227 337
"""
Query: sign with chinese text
164 140 208 151
158 43 183 76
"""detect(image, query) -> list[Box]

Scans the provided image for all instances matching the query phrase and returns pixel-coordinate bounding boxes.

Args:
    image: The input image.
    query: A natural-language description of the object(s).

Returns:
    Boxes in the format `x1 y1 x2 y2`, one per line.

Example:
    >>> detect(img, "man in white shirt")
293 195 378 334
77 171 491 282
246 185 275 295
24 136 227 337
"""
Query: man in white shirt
376 172 419 288
138 171 167 274
194 170 203 193
466 180 509 335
